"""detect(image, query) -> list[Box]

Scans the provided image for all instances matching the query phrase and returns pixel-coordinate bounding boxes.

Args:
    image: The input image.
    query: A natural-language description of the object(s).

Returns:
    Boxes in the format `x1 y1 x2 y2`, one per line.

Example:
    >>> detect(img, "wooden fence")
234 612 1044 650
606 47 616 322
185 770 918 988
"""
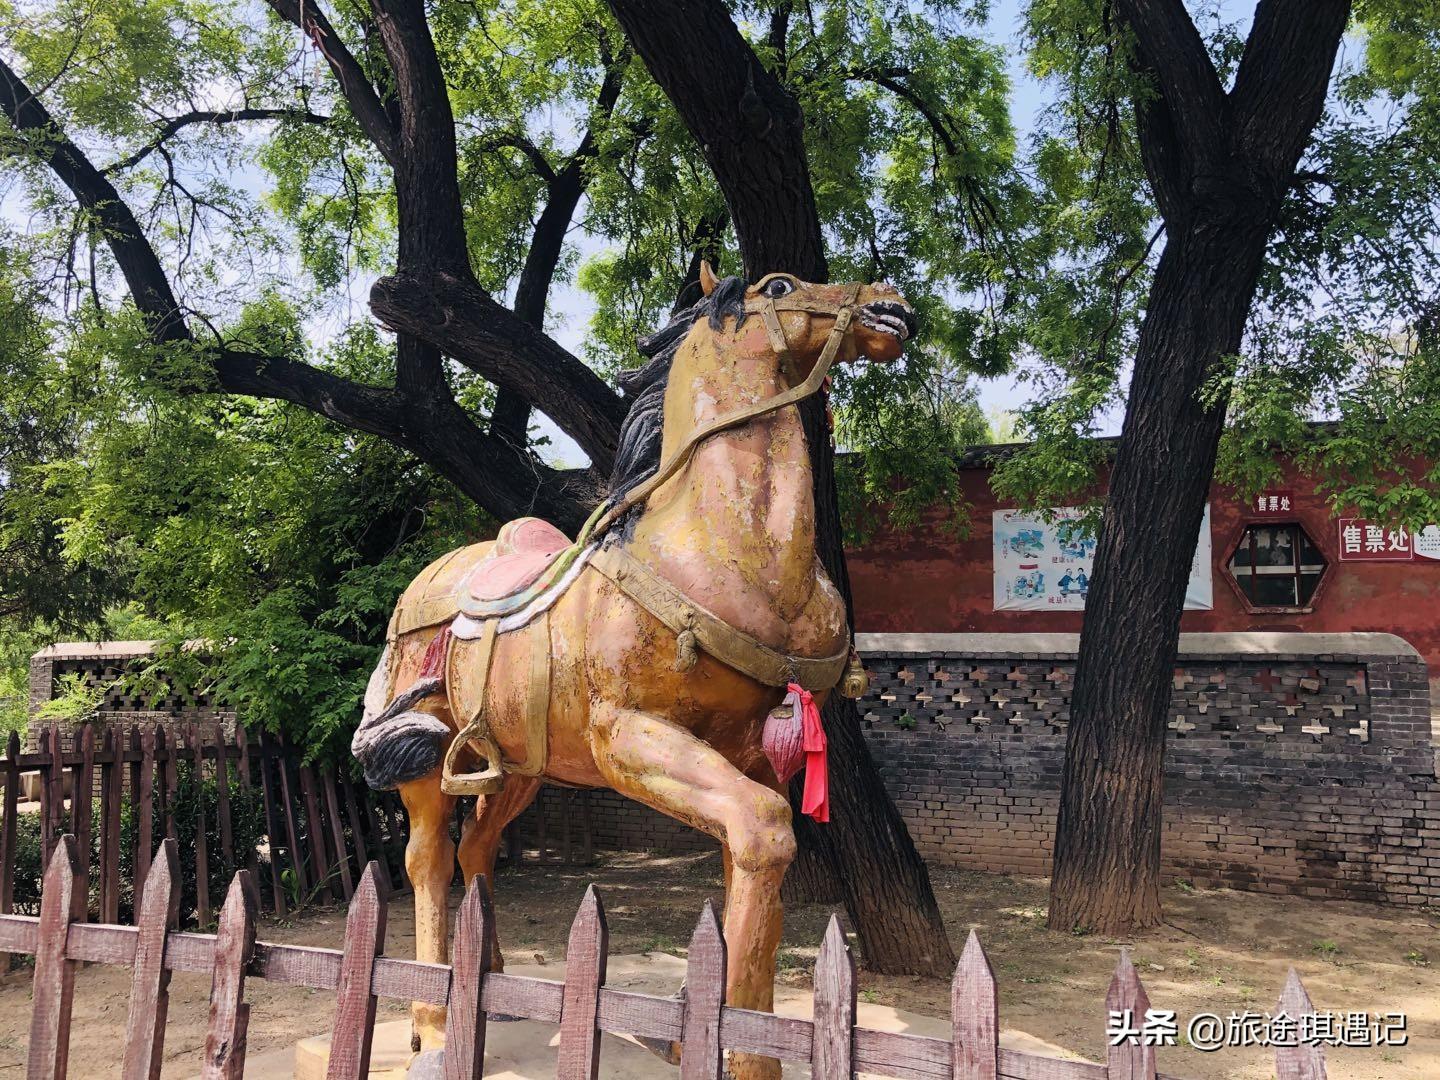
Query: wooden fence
4 834 1327 1080
0 722 593 929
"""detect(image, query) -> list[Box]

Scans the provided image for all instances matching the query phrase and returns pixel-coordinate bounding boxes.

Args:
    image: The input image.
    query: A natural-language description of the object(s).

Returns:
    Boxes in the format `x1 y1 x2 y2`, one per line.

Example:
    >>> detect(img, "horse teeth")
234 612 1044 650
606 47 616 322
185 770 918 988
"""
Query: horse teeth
864 312 909 340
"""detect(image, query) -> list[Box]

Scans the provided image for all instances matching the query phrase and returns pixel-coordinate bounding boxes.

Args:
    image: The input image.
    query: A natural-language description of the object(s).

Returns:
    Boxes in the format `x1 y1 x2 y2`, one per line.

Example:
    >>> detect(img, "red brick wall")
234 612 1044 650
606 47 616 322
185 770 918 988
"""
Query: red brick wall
845 460 1440 701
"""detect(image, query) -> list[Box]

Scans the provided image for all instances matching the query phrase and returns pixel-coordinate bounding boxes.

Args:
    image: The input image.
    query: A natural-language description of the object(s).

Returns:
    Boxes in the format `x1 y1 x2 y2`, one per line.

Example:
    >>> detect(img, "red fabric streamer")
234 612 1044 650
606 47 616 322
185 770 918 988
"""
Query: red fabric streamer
420 625 451 679
788 681 829 823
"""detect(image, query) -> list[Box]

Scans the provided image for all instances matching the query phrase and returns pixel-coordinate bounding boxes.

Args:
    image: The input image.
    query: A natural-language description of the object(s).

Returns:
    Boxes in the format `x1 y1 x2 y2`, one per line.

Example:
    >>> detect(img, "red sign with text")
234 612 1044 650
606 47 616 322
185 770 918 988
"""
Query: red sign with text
1337 519 1415 562
1248 491 1295 515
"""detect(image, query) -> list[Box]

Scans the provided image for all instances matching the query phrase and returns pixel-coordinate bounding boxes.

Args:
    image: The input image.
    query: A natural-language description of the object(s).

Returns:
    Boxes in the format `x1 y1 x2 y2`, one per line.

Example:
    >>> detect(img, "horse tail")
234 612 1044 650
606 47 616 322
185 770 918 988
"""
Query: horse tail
351 639 451 790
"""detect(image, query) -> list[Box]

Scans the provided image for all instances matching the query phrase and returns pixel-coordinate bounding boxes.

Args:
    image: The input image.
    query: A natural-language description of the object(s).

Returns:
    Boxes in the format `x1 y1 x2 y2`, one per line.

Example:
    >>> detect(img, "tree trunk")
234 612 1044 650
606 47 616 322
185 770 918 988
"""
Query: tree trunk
606 0 955 976
789 396 956 976
1048 0 1349 936
1048 211 1269 934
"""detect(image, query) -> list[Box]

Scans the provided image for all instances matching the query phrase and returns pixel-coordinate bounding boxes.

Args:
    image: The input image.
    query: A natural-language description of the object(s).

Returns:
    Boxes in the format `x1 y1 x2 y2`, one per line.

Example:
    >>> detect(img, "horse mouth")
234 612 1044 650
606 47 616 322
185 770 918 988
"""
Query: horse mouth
857 301 916 342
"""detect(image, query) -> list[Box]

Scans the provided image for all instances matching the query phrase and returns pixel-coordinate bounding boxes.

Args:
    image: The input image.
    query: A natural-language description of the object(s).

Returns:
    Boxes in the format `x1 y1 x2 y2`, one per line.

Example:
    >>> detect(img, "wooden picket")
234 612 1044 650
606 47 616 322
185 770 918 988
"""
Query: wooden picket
0 836 1329 1080
119 841 180 1080
953 929 998 1080
442 877 493 1080
557 885 608 1080
0 720 583 927
327 864 388 1077
200 872 256 1079
679 900 725 1080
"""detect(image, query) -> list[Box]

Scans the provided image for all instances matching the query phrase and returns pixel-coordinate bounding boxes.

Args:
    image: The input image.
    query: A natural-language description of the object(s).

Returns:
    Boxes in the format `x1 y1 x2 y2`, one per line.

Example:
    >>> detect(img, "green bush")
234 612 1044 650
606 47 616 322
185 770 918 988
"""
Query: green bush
123 759 268 926
8 756 267 928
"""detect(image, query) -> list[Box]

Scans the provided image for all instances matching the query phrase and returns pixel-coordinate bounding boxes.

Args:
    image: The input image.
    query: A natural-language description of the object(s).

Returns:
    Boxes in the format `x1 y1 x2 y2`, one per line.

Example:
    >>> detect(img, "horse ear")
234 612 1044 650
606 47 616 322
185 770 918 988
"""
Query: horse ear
699 260 718 297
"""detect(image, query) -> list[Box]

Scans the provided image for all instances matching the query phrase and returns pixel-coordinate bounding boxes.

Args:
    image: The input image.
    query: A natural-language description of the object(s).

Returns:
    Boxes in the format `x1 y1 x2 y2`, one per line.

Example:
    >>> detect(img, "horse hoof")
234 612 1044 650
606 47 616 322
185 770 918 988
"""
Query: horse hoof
636 1035 682 1066
406 1048 446 1079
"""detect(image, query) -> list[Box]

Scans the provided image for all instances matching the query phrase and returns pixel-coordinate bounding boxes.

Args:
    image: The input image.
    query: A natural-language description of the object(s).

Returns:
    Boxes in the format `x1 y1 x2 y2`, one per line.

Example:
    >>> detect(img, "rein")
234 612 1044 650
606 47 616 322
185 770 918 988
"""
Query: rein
577 280 864 546
436 280 869 795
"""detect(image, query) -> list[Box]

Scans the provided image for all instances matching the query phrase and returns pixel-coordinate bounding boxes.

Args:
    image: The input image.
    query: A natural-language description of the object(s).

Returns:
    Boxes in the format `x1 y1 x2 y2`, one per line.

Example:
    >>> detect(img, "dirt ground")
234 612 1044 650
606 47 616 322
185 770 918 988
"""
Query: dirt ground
0 850 1433 1078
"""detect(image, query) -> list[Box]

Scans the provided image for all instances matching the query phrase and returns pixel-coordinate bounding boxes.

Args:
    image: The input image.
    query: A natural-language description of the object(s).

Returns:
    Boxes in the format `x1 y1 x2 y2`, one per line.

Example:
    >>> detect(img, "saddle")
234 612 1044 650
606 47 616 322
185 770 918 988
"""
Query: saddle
458 517 577 619
441 518 584 796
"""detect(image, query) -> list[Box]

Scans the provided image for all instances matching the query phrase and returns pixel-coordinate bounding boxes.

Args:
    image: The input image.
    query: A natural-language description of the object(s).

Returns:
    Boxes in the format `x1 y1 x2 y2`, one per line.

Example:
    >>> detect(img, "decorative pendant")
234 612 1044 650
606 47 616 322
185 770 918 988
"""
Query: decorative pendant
763 700 804 783
674 614 699 672
840 648 869 699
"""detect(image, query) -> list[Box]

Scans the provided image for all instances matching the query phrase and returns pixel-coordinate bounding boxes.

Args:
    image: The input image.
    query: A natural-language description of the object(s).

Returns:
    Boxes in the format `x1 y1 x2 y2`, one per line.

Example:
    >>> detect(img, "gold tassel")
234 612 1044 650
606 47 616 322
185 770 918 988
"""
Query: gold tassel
674 615 699 672
840 648 869 699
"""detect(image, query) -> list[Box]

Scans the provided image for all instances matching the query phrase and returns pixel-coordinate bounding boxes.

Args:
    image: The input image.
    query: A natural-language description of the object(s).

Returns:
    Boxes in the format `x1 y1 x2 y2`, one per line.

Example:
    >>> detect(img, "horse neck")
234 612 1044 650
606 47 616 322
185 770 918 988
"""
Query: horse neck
631 323 819 605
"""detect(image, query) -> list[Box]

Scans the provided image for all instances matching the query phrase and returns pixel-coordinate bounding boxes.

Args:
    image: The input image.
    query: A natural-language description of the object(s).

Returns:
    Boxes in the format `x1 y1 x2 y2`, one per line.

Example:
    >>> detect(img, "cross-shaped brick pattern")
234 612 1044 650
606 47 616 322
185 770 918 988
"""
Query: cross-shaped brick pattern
859 656 1372 745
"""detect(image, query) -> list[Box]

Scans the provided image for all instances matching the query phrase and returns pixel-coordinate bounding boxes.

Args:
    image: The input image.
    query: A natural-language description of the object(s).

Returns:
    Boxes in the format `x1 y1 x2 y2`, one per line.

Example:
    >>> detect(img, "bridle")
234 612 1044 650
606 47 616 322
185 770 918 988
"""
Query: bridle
439 281 868 793
578 279 864 546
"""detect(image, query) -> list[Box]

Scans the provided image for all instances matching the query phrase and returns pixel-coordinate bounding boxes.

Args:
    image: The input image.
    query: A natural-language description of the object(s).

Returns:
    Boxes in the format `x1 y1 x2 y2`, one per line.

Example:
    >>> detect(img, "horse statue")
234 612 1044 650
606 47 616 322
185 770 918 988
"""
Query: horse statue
352 264 915 1079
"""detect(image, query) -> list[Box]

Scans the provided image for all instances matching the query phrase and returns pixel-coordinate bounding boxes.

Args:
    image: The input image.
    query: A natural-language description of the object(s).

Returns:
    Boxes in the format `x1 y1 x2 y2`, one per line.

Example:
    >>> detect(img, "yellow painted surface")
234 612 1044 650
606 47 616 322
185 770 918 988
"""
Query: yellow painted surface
374 275 914 1080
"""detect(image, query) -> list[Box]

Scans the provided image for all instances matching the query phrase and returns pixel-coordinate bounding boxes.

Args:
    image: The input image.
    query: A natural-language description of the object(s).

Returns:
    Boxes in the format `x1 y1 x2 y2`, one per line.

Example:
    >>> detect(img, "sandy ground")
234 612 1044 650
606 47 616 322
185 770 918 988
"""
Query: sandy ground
0 850 1433 1078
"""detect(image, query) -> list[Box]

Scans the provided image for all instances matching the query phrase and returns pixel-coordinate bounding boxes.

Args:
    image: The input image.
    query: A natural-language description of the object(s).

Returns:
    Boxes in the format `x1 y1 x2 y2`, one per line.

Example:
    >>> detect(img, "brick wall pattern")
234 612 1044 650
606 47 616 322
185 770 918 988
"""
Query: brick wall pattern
523 634 1440 907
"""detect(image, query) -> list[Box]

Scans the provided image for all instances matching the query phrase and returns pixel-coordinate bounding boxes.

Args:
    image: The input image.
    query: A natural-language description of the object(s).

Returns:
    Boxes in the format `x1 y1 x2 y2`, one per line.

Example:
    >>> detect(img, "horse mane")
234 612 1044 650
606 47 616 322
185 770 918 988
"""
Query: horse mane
603 275 749 530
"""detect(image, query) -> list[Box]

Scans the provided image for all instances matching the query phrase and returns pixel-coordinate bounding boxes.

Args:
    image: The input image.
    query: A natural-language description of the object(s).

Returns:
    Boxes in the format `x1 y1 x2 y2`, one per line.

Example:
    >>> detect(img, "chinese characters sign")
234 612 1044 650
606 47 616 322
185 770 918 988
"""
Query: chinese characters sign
993 505 1214 611
1107 1007 1407 1050
1250 491 1294 515
1336 519 1440 562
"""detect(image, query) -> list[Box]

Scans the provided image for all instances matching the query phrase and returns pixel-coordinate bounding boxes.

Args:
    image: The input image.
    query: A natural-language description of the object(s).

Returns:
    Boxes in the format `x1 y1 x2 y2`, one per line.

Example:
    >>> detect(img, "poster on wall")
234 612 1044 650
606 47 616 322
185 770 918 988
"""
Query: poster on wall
993 505 1214 611
1338 520 1440 561
1416 525 1440 561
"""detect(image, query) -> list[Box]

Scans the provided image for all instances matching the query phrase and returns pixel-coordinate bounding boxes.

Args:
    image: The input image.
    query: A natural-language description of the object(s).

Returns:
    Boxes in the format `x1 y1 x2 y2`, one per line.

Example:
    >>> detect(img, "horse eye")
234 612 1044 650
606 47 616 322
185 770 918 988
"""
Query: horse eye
763 277 795 298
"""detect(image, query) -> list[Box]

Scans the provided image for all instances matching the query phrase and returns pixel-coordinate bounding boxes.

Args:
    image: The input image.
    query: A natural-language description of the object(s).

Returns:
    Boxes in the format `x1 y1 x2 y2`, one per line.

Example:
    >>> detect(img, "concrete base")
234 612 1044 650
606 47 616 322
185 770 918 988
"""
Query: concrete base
237 953 1084 1079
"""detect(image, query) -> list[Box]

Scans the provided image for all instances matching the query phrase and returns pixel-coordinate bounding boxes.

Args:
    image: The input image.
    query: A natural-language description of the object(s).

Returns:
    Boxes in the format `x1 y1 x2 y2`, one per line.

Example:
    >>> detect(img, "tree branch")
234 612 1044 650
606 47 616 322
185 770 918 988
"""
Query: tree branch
1 53 594 526
475 132 557 183
217 347 596 529
845 66 958 156
606 0 826 281
104 108 331 175
368 0 470 277
0 55 187 342
1113 0 1227 166
369 270 625 470
493 51 631 446
265 0 399 164
675 210 729 310
1228 0 1350 195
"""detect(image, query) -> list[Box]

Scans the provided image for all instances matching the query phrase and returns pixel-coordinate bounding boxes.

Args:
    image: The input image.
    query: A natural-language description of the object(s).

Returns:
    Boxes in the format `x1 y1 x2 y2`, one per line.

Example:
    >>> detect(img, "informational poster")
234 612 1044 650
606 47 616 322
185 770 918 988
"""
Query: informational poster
1416 525 1440 561
993 505 1214 611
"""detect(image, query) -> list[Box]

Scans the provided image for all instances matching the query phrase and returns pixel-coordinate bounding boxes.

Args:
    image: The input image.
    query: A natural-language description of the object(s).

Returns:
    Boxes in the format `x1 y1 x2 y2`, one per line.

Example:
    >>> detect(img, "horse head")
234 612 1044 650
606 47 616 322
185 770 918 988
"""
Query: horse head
698 260 917 378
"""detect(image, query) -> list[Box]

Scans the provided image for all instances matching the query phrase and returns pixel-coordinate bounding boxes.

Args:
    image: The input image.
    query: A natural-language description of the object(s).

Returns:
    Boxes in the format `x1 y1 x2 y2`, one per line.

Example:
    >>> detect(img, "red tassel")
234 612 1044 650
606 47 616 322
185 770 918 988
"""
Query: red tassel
420 625 451 679
789 682 829 823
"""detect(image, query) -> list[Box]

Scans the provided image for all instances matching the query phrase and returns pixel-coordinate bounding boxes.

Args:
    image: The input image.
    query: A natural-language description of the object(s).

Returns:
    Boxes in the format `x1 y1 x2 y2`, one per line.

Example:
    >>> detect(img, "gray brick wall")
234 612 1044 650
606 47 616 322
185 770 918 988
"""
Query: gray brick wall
531 632 1440 907
27 642 235 750
43 634 1435 905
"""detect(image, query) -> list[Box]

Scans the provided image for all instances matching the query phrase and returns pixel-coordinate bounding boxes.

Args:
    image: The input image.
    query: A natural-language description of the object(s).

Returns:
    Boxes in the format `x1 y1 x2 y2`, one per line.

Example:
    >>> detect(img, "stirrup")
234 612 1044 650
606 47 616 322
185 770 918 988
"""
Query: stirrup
441 725 506 795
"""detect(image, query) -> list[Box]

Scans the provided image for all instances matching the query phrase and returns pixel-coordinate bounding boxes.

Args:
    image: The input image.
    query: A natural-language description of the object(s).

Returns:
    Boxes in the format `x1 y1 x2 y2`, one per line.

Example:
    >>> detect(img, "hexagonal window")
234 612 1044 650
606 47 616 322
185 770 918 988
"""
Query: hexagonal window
1228 523 1327 609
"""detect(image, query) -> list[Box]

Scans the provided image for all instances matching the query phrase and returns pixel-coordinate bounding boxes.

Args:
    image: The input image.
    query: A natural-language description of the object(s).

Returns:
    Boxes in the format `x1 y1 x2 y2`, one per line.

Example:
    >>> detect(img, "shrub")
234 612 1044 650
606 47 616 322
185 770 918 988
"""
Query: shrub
8 755 267 928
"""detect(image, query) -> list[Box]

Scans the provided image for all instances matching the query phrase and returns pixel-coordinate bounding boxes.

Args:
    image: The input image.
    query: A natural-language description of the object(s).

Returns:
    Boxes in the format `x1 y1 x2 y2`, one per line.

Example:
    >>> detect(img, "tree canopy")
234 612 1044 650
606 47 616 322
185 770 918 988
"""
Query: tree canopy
0 0 1031 738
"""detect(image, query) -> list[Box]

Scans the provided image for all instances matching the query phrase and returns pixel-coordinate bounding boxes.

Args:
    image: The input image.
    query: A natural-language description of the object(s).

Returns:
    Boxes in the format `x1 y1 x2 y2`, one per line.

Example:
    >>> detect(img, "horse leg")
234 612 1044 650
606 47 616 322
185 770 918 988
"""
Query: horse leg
457 775 541 972
589 704 794 1080
399 775 457 1051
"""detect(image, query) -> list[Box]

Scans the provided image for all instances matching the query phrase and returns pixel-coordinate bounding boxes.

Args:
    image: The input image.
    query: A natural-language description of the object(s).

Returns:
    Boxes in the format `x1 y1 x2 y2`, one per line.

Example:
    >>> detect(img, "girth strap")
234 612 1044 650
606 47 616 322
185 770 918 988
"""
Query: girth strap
589 544 849 693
